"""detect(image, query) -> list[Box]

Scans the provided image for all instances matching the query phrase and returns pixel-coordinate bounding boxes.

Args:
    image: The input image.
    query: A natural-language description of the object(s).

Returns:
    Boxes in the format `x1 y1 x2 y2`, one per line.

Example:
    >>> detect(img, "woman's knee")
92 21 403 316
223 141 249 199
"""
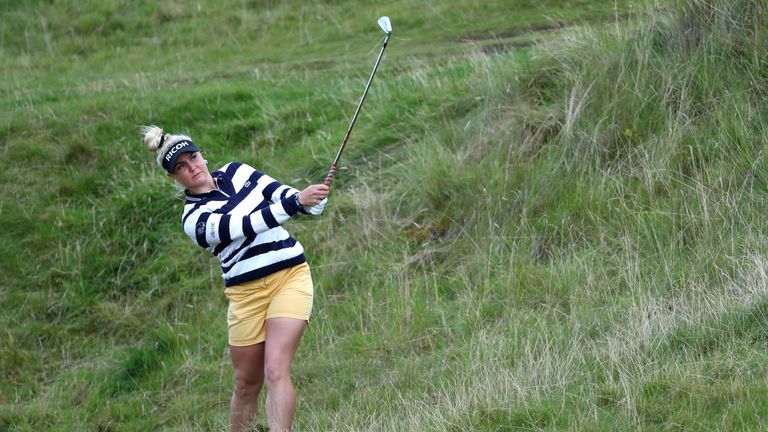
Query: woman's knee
230 342 265 398
264 360 291 385
233 373 264 398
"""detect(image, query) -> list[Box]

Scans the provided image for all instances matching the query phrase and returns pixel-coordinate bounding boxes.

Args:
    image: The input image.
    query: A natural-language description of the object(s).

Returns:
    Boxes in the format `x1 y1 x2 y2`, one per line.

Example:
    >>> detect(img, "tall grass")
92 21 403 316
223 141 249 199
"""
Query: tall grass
292 1 768 430
3 0 768 430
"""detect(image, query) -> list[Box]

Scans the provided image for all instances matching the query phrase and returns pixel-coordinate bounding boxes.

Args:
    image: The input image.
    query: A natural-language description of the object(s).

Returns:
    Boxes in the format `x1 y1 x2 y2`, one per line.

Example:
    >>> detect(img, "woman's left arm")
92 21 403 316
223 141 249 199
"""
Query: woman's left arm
261 174 329 214
261 174 301 205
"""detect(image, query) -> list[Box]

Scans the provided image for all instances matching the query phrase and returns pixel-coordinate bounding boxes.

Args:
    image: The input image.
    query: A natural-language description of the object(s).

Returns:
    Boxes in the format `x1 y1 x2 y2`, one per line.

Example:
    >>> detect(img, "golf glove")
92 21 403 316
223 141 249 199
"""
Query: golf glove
304 198 327 216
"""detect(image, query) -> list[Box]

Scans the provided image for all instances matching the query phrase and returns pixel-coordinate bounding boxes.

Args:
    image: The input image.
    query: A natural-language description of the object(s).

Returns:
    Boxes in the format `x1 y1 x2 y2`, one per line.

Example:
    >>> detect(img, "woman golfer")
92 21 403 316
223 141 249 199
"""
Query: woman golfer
141 125 329 432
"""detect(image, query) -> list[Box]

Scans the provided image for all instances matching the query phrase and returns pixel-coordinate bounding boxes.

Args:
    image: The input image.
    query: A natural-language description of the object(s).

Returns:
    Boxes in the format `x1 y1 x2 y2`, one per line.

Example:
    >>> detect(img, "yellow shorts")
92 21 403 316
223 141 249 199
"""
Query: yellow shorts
224 262 313 347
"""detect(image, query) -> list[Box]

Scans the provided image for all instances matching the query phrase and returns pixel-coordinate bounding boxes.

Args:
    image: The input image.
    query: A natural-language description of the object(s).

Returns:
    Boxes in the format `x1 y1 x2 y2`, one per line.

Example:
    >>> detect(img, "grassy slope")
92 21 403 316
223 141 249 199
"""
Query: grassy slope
3 0 768 430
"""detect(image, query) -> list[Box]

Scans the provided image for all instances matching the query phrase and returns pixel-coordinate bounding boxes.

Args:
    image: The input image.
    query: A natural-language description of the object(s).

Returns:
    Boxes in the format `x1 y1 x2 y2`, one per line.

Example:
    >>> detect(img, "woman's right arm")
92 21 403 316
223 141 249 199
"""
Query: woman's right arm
182 197 303 251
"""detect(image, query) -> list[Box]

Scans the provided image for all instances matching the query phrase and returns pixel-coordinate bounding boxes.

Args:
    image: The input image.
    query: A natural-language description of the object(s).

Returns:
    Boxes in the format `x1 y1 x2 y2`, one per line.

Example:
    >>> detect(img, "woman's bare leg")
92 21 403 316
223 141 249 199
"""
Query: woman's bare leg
264 318 307 431
229 342 265 432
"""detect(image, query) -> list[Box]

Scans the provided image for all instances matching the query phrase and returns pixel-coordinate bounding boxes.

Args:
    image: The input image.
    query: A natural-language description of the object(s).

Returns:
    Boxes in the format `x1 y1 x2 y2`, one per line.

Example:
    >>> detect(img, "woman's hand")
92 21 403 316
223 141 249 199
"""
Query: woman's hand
298 184 330 206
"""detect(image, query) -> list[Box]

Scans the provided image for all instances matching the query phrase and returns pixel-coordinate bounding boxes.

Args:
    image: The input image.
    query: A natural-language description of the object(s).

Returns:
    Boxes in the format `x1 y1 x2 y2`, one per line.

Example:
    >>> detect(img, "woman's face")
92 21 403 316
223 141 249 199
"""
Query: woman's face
168 151 211 193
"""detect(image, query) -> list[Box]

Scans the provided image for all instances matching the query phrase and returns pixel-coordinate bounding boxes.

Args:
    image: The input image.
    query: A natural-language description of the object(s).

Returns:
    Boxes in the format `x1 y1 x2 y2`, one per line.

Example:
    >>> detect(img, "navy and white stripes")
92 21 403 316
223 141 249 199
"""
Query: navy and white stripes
181 162 307 286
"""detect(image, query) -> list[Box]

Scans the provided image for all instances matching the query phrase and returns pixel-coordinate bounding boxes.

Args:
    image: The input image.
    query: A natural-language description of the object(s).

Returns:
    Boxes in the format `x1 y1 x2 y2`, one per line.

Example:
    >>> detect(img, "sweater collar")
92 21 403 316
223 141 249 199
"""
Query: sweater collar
185 171 224 201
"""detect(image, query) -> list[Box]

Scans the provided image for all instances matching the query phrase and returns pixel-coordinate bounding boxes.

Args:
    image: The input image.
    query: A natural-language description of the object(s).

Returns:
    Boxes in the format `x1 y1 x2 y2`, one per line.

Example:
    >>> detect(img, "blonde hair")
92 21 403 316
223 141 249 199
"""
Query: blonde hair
140 125 194 171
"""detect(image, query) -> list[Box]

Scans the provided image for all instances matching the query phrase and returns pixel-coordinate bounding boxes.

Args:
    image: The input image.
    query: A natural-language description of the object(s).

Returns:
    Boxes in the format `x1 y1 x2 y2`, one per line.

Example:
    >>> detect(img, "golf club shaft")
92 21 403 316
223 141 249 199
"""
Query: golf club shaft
325 33 391 186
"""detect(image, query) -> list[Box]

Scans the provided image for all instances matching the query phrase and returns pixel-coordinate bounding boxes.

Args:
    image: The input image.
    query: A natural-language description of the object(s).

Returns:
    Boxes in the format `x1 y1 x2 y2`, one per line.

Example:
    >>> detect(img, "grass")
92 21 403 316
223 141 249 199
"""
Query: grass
3 0 768 430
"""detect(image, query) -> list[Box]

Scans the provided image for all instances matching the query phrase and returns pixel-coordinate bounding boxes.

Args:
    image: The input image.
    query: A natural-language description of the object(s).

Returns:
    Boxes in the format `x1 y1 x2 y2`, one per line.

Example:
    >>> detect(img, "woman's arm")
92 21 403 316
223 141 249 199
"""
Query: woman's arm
259 170 329 213
182 197 303 250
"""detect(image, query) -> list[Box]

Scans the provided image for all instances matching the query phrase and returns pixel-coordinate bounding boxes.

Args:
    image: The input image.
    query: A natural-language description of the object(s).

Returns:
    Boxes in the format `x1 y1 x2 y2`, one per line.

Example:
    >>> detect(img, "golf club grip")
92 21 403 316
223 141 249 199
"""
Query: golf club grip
324 163 337 186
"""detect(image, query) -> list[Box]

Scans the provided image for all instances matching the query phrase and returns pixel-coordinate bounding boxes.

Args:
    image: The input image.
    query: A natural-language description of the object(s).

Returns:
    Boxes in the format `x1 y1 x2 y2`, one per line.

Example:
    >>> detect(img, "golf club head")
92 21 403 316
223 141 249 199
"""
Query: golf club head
378 16 392 35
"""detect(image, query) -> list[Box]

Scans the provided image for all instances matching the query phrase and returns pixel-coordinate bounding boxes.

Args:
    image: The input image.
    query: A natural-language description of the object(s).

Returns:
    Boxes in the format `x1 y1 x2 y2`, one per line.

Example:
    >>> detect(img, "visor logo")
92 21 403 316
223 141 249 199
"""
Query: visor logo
165 141 191 162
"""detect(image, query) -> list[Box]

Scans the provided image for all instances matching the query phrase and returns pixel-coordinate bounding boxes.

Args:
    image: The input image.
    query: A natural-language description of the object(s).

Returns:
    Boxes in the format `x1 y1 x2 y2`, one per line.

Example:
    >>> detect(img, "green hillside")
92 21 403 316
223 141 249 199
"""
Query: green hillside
2 0 768 430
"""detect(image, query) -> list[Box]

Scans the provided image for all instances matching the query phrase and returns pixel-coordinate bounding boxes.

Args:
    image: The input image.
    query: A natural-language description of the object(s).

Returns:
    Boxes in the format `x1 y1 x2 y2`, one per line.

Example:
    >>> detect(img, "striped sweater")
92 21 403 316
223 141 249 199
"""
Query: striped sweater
181 162 307 287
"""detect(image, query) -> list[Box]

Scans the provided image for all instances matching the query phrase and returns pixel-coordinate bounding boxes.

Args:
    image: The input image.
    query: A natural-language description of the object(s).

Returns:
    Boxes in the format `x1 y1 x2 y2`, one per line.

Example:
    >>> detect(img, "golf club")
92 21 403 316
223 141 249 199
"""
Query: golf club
324 16 393 186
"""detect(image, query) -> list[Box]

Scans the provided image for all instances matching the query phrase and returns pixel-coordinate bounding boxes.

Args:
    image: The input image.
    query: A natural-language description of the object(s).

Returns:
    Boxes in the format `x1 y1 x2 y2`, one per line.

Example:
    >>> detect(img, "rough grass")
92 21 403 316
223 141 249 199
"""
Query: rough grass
3 0 768 430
